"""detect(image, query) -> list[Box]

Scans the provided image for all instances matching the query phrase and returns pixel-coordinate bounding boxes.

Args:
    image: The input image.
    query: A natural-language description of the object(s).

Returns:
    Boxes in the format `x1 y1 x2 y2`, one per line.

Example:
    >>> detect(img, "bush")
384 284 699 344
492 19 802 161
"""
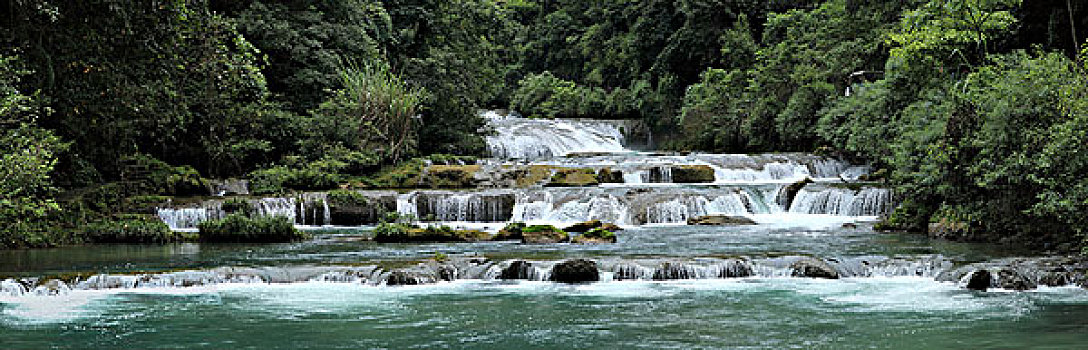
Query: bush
81 215 176 244
197 214 309 243
221 198 253 215
248 165 342 195
373 223 489 243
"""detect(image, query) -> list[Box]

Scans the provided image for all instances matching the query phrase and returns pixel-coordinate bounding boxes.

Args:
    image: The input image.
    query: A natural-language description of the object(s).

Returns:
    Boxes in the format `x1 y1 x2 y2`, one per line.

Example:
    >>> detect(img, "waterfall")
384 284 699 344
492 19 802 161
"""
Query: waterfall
484 114 632 159
789 186 893 216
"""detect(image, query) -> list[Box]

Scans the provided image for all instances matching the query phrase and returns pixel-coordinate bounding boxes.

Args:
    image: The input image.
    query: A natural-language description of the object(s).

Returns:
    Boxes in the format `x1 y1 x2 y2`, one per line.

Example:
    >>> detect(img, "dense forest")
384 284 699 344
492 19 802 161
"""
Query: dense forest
1 0 1086 250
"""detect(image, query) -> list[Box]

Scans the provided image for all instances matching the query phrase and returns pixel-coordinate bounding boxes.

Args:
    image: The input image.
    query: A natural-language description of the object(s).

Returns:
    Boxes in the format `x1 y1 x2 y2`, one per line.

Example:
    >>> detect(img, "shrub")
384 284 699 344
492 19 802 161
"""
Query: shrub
221 198 253 215
197 214 308 243
373 223 489 243
81 215 176 244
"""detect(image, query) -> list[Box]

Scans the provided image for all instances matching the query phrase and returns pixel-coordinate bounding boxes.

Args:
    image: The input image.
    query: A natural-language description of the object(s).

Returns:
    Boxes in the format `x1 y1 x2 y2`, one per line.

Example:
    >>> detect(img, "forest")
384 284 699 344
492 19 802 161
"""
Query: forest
1 0 1086 250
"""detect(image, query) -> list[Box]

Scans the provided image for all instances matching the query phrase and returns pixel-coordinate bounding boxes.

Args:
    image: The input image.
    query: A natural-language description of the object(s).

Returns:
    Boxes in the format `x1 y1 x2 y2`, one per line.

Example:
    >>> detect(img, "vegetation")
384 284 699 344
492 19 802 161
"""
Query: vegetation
373 223 489 243
1 0 1087 250
81 215 177 244
197 214 309 243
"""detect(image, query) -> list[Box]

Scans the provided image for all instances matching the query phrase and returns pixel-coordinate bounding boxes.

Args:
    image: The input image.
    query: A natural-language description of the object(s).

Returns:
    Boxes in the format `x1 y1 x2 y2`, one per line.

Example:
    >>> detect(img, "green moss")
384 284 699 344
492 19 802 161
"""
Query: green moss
426 165 480 188
122 195 172 214
671 165 715 183
522 225 564 234
197 214 309 243
547 168 599 187
582 228 615 239
374 223 489 243
494 222 526 240
81 215 176 244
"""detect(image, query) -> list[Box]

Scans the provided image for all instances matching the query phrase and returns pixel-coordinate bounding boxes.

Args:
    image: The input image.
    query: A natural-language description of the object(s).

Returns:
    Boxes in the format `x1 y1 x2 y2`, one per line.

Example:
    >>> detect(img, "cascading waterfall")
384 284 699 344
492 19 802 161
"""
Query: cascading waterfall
484 112 631 159
789 186 893 216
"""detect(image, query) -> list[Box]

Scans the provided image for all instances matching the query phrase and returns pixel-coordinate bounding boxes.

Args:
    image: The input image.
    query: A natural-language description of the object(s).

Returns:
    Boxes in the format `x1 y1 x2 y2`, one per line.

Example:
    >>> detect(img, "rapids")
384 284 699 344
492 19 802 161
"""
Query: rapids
3 113 1087 349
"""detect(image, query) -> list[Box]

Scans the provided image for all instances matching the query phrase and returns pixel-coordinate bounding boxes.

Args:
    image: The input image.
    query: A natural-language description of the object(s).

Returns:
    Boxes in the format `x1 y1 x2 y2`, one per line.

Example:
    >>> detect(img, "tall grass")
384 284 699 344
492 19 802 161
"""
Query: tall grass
339 61 427 163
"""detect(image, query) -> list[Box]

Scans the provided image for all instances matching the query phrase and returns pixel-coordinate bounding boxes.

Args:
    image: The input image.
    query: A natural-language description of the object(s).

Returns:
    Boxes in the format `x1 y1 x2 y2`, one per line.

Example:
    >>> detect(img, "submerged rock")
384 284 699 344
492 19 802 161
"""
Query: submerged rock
995 268 1035 291
385 271 435 286
686 215 757 226
790 258 840 279
551 259 600 283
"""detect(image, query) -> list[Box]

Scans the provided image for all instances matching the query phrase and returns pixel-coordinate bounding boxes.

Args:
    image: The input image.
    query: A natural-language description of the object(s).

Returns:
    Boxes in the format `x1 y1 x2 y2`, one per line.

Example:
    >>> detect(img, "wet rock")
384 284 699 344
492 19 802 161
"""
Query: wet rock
1038 272 1072 287
966 270 992 291
790 258 840 279
718 260 753 278
653 262 698 280
500 260 537 280
572 228 617 244
596 167 624 184
671 165 715 183
437 265 458 282
841 222 859 229
779 177 813 210
328 191 397 225
995 268 1035 291
686 215 757 226
551 259 600 283
564 220 603 233
493 222 526 241
385 271 434 286
521 225 569 244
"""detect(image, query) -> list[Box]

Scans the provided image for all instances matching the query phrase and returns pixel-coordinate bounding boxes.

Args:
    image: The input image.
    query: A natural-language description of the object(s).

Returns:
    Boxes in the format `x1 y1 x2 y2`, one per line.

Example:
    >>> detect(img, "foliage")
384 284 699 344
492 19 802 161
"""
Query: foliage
197 214 308 243
81 215 176 244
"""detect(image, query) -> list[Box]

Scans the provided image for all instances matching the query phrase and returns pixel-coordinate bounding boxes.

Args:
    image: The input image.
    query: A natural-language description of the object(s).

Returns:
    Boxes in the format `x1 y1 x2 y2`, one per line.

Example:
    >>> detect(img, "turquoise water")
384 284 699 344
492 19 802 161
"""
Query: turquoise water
2 222 1086 349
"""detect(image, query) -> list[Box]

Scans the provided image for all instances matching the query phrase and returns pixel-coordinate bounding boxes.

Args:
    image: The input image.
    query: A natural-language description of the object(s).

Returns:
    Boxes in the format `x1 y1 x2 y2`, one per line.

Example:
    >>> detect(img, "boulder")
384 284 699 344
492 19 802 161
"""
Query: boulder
780 177 813 210
686 215 757 226
521 225 569 244
493 222 526 241
551 259 600 283
500 260 537 280
671 165 716 183
790 258 840 279
386 271 434 286
966 269 992 291
596 167 624 184
572 228 617 244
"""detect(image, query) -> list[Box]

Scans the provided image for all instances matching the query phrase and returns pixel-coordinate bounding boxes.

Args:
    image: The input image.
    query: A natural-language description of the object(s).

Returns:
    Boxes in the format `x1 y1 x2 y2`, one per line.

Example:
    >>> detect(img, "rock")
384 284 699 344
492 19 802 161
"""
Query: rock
653 262 698 280
328 191 397 225
790 258 840 279
564 220 603 233
780 177 813 210
671 165 716 183
546 168 600 187
374 224 490 243
386 271 434 286
209 179 250 196
995 268 1035 291
599 223 623 232
1038 272 1071 287
686 215 757 226
551 259 600 283
966 269 992 291
718 260 753 278
572 228 617 244
424 165 480 188
841 222 859 229
500 260 537 280
493 222 526 241
596 167 624 184
521 225 569 244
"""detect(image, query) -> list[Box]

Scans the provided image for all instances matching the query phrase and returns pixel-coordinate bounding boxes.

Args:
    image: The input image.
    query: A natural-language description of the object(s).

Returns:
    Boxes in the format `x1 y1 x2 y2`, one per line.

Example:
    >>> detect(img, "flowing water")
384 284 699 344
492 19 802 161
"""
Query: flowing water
3 114 1087 349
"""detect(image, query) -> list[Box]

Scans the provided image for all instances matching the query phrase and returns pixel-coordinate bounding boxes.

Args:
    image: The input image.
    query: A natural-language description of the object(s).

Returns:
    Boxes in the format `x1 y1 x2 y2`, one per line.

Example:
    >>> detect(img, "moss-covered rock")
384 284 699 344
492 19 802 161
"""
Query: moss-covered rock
546 168 599 187
521 225 569 243
686 215 757 226
373 223 490 243
197 214 309 243
572 228 616 244
671 165 715 183
564 220 603 233
493 222 526 240
424 165 480 188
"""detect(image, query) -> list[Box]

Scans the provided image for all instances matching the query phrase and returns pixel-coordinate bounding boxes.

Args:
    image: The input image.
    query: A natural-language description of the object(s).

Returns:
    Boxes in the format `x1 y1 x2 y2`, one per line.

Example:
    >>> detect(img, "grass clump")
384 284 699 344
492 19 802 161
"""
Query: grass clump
197 214 309 243
81 215 177 244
